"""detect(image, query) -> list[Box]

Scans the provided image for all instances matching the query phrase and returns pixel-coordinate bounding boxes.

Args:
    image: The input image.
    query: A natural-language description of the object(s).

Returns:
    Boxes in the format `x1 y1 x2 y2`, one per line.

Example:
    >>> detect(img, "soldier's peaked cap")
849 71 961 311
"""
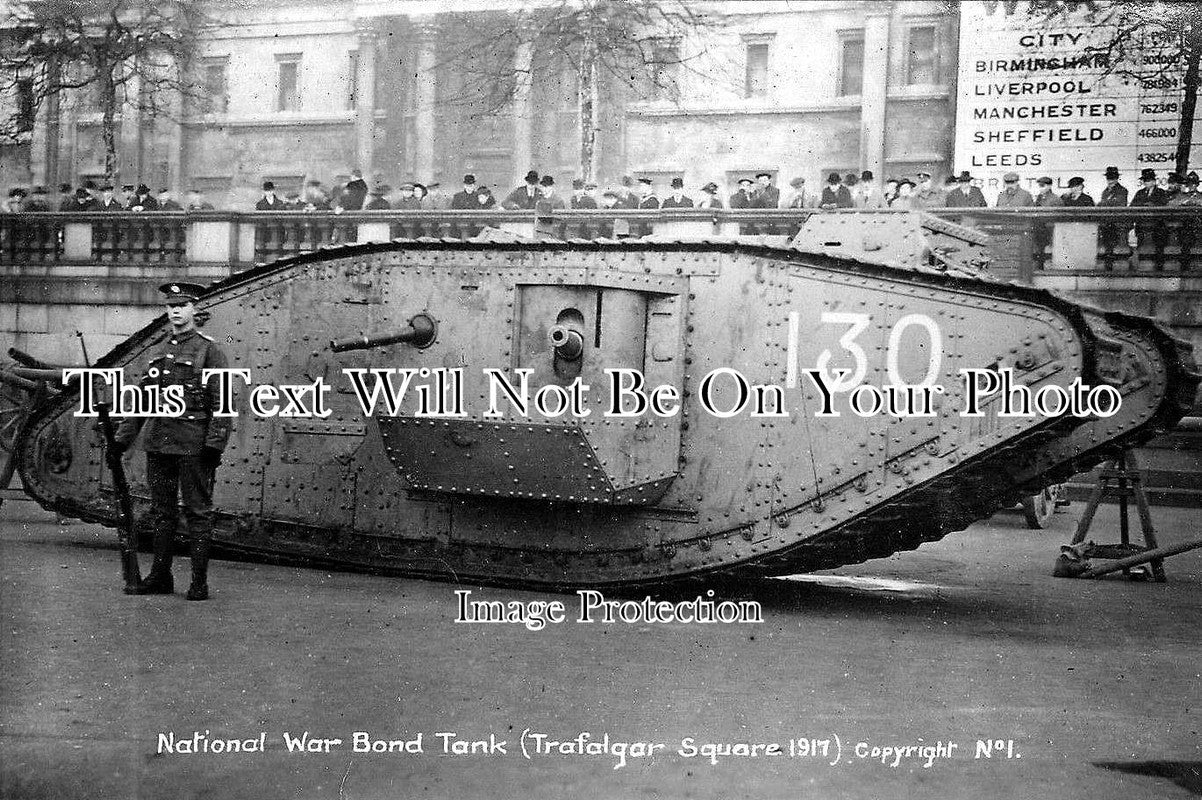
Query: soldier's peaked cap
159 282 205 303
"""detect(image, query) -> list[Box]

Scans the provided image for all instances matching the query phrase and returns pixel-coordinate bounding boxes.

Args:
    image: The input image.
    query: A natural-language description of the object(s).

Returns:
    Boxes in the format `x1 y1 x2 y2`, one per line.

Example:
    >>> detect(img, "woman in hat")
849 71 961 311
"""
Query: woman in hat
697 182 723 210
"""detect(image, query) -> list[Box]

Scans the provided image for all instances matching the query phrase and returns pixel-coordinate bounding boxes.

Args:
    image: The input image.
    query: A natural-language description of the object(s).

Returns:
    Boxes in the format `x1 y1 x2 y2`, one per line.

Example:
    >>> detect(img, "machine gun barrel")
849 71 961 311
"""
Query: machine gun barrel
329 313 437 353
548 325 584 361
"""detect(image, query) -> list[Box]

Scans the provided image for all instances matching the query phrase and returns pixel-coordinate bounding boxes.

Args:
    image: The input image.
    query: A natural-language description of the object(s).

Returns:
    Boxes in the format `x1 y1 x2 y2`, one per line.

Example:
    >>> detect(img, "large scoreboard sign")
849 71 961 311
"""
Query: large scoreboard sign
955 0 1202 200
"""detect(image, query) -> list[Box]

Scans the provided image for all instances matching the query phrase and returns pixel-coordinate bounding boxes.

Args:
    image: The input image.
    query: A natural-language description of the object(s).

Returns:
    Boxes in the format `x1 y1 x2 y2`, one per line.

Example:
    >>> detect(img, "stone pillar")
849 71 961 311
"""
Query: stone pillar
30 61 61 185
164 84 184 192
860 7 891 180
511 40 534 187
118 69 142 184
413 20 438 184
355 24 378 177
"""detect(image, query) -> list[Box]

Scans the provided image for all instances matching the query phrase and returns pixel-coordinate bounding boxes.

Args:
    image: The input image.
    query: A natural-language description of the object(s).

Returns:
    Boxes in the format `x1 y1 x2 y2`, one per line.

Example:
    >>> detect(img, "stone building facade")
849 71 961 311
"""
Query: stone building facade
14 0 958 206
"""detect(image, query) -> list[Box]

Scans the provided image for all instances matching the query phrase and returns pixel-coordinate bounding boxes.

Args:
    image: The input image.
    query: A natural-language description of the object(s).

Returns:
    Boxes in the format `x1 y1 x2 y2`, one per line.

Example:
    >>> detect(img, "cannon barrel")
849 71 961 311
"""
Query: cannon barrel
7 347 66 370
330 313 437 353
548 325 584 361
0 369 39 392
9 366 79 385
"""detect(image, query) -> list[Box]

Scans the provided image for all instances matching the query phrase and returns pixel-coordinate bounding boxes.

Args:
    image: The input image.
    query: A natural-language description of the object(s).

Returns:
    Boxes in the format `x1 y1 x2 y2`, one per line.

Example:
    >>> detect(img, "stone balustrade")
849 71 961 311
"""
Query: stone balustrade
0 207 1199 276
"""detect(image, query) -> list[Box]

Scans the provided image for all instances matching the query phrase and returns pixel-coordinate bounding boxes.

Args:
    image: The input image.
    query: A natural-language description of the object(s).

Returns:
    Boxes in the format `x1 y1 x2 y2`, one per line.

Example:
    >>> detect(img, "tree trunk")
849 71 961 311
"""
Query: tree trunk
577 38 599 183
1176 37 1200 176
100 67 118 182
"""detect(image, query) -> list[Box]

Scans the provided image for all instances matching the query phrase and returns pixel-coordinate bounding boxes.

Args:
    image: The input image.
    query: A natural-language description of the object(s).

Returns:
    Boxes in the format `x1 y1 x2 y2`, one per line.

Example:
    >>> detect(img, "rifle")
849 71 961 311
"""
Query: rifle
77 331 141 592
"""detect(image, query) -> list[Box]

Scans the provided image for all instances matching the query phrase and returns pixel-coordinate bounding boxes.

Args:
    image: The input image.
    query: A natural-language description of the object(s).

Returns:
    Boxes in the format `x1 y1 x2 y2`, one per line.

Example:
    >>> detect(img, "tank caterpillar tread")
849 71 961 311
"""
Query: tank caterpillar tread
11 236 1198 589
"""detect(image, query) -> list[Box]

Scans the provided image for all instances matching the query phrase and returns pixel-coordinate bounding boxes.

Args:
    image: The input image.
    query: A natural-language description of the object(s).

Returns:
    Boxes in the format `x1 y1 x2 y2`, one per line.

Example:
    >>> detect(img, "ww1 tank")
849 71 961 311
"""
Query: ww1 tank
4 213 1198 587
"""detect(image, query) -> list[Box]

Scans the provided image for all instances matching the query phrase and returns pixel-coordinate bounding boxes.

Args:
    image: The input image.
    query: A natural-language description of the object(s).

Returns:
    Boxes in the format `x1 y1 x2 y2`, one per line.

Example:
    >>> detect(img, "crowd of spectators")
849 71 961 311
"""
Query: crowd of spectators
2 181 214 213
4 165 1200 215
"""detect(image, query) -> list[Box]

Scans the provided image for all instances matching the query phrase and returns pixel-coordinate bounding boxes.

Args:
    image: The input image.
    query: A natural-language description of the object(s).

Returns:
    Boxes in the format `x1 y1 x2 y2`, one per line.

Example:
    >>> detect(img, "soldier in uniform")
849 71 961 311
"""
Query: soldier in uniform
114 282 231 600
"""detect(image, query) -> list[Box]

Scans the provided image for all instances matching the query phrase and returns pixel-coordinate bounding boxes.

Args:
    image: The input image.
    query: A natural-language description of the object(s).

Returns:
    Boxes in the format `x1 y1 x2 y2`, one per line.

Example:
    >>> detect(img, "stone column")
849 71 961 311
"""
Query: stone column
354 24 378 177
511 40 534 187
118 68 142 184
860 7 891 179
413 19 438 184
30 60 61 185
164 82 184 192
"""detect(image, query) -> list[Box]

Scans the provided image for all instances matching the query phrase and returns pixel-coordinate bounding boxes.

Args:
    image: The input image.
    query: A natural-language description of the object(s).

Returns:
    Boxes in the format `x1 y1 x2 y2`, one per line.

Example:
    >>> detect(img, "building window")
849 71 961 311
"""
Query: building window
838 34 864 97
15 78 34 132
347 50 359 110
276 54 301 112
201 58 228 113
905 25 939 85
648 41 679 101
744 42 770 98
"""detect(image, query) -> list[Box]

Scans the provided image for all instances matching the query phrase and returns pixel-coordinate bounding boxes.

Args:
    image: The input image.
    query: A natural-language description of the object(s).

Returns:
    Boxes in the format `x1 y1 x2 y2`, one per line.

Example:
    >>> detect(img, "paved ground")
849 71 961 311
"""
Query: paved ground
1 496 1199 800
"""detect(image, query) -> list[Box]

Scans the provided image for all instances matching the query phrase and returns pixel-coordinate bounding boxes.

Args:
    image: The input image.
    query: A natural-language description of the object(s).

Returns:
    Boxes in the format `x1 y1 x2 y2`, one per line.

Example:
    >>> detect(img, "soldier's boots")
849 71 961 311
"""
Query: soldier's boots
134 526 175 595
186 539 210 601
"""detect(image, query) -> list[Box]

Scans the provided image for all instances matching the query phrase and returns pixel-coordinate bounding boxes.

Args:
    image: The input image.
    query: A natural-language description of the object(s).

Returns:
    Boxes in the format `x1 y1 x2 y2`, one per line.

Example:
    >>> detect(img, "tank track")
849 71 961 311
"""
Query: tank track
13 237 1199 588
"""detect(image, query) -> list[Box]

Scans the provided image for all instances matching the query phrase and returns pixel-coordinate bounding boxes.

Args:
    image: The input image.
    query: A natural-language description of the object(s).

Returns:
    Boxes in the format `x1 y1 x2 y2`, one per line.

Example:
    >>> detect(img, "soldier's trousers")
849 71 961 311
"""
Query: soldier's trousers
146 452 217 542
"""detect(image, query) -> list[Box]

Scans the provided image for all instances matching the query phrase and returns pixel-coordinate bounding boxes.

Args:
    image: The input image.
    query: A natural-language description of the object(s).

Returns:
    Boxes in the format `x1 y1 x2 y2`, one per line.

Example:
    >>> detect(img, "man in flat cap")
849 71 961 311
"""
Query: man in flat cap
1062 176 1095 207
1034 176 1062 207
113 281 231 600
729 177 755 209
995 172 1033 207
751 172 779 209
1031 176 1061 264
912 171 939 209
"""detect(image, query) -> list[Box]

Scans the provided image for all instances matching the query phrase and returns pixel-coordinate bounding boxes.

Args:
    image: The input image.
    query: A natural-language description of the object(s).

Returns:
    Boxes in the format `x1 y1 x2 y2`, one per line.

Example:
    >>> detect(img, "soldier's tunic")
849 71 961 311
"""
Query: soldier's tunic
116 329 231 541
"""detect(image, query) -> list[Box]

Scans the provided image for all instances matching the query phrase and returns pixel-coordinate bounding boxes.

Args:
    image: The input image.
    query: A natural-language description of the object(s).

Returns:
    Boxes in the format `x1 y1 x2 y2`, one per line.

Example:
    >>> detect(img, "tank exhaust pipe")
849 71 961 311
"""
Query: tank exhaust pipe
330 313 438 353
548 324 584 361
